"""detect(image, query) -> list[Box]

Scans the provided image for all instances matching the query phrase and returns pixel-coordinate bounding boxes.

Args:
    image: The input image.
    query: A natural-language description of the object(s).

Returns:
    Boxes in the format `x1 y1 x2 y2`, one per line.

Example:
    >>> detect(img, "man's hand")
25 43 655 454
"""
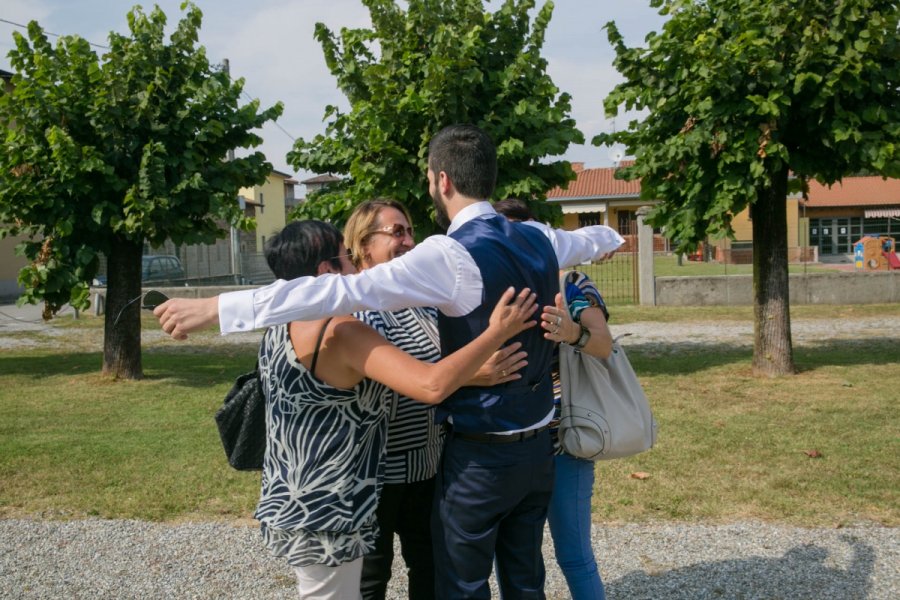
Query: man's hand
596 250 617 262
153 296 220 340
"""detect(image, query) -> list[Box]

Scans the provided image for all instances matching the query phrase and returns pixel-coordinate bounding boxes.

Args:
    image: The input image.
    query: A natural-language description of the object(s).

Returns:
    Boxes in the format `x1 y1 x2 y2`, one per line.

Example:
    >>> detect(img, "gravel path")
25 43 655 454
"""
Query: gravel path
2 303 898 598
1 518 896 599
3 302 898 351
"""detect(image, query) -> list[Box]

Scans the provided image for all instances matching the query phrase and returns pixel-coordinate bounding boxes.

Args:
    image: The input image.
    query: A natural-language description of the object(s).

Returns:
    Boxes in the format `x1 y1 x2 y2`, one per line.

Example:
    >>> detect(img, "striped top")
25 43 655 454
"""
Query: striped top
354 306 445 484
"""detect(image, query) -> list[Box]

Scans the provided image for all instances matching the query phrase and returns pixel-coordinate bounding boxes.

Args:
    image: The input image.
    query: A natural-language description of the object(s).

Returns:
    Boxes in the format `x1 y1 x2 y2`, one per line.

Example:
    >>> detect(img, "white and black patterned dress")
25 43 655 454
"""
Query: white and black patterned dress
255 323 392 568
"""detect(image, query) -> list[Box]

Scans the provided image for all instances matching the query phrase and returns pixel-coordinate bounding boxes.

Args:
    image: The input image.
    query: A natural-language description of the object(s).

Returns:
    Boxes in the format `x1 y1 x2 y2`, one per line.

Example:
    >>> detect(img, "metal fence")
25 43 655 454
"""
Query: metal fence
574 219 641 305
240 252 275 285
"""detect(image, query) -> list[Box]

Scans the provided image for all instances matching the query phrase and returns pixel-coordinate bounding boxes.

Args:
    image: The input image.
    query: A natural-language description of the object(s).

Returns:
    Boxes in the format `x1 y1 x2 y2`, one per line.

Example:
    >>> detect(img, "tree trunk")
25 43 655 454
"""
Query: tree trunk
102 237 144 379
751 168 795 376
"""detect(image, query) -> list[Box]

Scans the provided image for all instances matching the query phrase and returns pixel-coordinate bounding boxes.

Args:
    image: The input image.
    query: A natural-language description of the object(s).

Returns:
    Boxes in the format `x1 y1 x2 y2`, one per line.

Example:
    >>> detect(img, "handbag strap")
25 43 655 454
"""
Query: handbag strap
309 317 334 378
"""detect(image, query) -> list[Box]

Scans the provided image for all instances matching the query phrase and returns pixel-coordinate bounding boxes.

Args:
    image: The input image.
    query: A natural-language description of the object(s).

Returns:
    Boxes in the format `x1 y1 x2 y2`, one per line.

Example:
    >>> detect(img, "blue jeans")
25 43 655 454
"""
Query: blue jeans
547 453 605 600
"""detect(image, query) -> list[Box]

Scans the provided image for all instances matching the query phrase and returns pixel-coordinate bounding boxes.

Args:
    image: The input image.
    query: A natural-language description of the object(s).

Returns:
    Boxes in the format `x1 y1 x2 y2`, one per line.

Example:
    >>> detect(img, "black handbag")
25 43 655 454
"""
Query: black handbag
214 364 266 471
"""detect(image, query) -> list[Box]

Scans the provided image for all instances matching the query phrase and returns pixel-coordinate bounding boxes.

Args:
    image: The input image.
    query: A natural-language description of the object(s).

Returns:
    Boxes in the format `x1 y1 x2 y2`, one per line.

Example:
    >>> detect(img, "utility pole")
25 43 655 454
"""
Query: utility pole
223 58 243 284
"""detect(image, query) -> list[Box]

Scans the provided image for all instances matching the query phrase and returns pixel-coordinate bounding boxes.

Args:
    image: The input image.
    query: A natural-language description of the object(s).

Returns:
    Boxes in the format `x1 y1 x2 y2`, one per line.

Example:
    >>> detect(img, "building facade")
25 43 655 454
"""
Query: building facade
238 169 298 252
547 163 899 262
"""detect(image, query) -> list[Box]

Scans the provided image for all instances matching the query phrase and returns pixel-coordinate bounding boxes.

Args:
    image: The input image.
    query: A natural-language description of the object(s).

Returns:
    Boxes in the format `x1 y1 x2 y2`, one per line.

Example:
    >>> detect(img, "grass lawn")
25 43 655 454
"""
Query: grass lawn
1 306 898 527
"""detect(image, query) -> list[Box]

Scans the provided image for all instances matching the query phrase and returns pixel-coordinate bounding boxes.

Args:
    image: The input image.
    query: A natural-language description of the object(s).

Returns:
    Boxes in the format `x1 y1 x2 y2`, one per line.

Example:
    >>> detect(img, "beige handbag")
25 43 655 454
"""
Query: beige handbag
557 273 657 461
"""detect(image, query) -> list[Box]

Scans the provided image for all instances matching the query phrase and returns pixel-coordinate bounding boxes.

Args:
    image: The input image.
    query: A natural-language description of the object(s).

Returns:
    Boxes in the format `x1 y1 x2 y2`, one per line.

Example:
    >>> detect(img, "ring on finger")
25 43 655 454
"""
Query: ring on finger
556 316 562 326
501 369 507 377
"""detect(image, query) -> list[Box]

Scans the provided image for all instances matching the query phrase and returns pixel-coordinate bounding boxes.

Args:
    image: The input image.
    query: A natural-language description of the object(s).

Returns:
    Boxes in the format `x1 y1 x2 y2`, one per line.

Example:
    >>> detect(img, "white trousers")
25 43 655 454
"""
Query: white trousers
293 556 364 600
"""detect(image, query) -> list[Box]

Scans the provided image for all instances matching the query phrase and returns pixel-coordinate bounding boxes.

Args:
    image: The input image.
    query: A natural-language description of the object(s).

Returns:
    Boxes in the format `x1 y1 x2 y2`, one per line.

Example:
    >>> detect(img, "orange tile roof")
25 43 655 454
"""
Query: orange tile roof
546 165 641 199
547 168 899 208
802 176 900 207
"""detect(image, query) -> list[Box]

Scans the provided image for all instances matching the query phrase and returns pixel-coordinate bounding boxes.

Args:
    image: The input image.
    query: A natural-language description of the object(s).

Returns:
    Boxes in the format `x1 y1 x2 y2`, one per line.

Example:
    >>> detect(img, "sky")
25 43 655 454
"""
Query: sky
0 0 667 186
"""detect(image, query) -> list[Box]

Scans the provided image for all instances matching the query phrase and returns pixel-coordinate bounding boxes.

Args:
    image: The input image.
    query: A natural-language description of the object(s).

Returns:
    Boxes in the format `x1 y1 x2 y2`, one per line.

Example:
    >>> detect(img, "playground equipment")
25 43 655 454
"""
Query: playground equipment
854 236 899 270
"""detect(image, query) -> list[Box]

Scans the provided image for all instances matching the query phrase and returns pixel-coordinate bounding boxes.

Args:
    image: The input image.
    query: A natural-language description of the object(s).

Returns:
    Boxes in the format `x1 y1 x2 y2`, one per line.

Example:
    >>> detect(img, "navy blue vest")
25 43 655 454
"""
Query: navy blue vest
436 214 559 432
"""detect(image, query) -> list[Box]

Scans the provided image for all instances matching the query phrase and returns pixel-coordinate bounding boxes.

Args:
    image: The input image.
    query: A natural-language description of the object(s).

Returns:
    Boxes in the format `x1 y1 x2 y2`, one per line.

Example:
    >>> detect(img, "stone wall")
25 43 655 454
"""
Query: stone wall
655 271 899 306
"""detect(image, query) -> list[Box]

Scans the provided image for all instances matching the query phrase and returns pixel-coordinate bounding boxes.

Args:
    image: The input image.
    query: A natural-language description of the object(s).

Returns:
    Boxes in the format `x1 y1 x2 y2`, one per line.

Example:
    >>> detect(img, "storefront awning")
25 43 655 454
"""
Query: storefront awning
865 208 900 218
560 202 608 215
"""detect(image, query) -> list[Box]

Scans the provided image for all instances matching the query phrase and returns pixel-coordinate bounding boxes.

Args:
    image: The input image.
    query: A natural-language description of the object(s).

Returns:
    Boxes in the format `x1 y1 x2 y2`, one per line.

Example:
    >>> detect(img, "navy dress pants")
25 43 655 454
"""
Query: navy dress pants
432 429 555 600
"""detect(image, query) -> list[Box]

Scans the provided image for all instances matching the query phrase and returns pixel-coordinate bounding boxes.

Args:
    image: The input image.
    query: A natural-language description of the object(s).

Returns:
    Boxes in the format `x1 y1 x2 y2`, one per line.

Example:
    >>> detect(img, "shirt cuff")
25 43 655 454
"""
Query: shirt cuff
219 288 257 333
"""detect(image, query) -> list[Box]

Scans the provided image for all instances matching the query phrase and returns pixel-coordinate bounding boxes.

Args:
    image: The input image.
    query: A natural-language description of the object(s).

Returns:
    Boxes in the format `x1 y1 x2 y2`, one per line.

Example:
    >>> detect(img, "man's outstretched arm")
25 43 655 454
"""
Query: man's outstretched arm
153 236 482 339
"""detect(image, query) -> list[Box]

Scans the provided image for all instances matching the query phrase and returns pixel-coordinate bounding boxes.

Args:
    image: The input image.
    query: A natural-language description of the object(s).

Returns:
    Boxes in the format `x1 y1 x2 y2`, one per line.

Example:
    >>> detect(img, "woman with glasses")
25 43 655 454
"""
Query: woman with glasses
256 219 537 599
344 200 529 600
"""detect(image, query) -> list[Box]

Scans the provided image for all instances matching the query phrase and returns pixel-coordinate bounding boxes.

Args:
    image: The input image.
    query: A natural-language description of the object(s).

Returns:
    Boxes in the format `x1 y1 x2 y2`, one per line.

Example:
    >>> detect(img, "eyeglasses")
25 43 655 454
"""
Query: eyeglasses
372 224 414 239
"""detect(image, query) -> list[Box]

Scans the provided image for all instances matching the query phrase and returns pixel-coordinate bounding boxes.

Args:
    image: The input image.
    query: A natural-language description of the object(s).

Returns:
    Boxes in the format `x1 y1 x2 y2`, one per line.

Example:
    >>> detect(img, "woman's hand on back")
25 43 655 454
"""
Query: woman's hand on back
469 342 528 386
488 287 538 341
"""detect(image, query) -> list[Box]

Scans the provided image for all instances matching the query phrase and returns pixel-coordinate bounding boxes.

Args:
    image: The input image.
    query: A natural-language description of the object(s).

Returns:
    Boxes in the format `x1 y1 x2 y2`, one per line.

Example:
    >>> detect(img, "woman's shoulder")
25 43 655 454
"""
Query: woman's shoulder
328 315 384 346
562 270 598 298
562 270 608 320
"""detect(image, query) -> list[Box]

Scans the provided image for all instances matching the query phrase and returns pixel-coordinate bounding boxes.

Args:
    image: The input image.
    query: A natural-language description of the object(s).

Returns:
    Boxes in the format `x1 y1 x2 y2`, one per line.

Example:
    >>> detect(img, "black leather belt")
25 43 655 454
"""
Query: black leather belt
452 424 550 444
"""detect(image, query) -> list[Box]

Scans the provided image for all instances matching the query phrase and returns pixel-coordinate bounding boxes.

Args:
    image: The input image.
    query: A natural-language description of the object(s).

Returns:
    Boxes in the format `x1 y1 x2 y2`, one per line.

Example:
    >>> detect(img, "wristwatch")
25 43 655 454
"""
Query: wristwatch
572 324 591 349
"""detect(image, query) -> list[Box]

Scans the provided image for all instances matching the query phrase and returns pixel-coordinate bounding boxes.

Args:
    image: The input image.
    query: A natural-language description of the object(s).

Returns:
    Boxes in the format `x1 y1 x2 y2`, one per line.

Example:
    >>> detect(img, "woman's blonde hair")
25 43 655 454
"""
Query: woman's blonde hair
343 199 414 269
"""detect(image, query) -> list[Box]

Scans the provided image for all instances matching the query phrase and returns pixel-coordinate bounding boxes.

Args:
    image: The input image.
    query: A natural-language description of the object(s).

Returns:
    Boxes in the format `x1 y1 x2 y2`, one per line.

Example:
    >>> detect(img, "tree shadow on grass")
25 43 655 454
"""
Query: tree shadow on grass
605 535 875 600
625 342 752 375
0 348 254 389
626 338 898 376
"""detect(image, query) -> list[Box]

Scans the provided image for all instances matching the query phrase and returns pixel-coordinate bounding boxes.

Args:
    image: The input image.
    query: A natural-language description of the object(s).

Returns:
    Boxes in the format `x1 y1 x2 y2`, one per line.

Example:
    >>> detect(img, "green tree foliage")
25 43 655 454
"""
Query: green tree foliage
288 0 583 233
0 3 282 378
595 0 899 375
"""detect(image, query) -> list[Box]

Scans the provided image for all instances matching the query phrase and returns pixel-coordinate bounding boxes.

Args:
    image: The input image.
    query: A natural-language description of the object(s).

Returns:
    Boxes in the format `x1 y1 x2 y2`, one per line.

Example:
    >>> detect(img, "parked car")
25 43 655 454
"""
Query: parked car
141 255 185 282
91 255 185 286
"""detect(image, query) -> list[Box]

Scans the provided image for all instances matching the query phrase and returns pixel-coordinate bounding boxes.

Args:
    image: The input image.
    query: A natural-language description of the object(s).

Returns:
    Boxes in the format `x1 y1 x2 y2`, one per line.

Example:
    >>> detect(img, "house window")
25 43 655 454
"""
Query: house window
810 217 863 255
616 209 661 234
578 212 603 227
618 210 636 235
259 192 265 214
863 218 896 236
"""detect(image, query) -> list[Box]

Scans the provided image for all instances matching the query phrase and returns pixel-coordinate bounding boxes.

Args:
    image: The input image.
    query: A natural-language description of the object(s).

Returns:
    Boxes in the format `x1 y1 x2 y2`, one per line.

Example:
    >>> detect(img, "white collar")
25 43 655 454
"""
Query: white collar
446 201 496 235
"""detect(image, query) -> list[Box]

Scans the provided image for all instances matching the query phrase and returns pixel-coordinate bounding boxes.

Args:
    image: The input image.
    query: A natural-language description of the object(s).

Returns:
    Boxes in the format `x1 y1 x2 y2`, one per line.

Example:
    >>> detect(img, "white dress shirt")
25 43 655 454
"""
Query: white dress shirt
219 201 624 333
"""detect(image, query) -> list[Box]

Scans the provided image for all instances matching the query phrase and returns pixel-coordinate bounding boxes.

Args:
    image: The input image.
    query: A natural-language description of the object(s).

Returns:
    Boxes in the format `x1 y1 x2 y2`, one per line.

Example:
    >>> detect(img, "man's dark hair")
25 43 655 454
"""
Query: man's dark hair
492 198 535 222
428 124 497 200
265 220 343 280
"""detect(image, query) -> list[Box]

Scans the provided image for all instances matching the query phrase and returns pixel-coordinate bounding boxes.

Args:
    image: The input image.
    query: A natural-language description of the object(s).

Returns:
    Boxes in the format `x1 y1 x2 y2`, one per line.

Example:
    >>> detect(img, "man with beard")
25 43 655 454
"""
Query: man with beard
155 124 624 598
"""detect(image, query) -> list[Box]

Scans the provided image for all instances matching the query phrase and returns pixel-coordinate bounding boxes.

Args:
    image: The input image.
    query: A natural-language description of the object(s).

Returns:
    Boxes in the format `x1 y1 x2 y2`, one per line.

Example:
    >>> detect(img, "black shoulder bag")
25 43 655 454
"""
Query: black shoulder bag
215 362 266 471
214 319 333 471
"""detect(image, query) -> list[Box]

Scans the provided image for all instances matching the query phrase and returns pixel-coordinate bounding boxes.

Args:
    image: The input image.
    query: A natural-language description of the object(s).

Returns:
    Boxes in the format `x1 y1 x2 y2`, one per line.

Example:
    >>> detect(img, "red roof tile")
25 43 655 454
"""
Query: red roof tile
546 165 641 199
802 176 900 207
